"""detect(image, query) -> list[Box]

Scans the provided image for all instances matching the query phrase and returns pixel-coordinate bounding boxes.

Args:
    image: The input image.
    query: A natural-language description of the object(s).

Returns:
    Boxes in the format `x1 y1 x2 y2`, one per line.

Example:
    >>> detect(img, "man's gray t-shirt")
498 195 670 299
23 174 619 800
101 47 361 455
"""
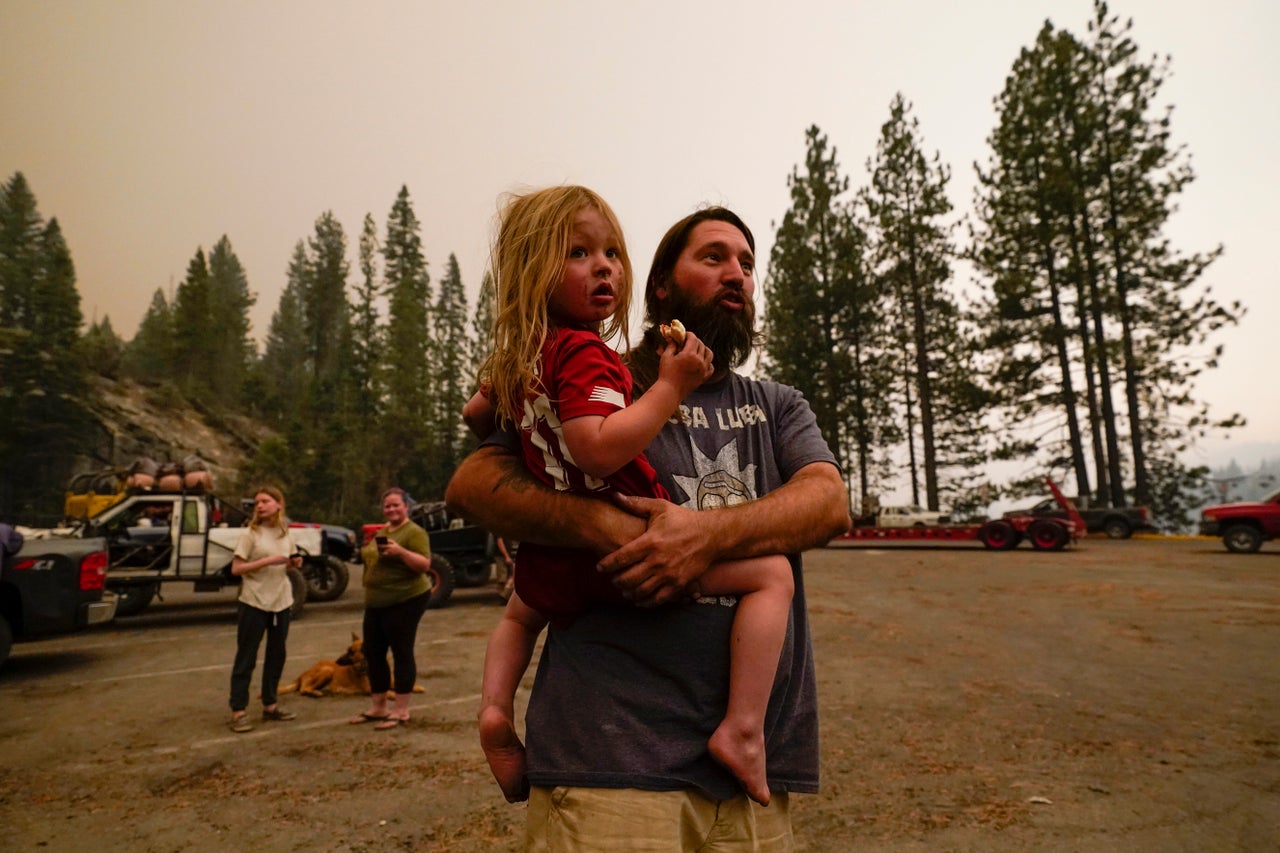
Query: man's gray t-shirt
522 371 838 801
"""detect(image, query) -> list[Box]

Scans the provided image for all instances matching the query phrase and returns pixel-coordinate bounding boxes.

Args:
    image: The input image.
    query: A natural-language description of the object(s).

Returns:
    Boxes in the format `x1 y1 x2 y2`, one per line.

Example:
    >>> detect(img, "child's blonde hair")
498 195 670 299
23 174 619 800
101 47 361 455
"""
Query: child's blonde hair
479 185 633 427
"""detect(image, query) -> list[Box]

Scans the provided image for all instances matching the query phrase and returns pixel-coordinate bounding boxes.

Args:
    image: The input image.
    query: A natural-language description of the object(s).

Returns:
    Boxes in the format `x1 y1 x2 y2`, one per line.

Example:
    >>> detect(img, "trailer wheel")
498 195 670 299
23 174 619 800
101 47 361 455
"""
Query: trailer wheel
426 555 457 609
1102 517 1132 539
979 520 1019 550
1028 519 1069 551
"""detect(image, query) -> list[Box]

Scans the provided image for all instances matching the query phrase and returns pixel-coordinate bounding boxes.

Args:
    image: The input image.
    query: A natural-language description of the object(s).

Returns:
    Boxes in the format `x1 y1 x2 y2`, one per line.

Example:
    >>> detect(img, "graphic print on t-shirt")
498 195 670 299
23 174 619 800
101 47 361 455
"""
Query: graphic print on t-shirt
669 433 758 511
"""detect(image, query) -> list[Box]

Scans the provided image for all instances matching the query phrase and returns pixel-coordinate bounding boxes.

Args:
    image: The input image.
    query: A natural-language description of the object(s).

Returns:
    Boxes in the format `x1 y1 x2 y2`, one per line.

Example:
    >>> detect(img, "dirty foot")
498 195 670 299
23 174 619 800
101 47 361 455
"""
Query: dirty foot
708 723 770 806
479 705 530 803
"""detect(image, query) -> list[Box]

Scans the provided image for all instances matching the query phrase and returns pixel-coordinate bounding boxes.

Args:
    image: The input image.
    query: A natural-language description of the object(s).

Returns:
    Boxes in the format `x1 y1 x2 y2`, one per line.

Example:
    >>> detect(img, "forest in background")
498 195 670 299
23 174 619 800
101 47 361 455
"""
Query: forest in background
0 2 1245 531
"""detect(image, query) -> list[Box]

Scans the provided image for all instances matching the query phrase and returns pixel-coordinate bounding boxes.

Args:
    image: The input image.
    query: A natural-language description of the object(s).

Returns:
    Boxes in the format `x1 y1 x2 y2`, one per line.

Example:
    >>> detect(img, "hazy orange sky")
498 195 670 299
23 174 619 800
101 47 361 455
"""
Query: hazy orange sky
2 0 1276 473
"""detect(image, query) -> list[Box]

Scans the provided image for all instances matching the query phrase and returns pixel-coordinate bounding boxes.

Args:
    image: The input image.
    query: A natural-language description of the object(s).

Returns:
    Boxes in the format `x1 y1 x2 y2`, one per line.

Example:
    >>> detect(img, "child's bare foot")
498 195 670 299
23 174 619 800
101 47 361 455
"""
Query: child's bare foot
479 705 530 803
708 722 770 806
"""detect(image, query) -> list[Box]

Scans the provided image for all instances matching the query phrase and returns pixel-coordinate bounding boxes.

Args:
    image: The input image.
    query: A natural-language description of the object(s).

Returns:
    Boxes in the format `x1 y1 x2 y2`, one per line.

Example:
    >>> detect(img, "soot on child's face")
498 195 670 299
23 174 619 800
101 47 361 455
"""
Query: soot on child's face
550 207 626 329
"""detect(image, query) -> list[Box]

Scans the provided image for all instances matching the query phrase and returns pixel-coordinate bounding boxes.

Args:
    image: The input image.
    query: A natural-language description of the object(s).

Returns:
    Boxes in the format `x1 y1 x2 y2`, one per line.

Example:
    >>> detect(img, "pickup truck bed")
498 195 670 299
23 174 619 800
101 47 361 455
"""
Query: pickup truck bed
1 530 117 667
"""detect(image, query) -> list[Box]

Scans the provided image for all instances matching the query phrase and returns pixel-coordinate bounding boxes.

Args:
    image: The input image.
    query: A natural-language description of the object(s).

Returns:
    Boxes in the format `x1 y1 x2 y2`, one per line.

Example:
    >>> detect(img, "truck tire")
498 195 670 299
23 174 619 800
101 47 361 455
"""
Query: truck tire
287 567 307 619
1027 519 1069 551
0 616 12 669
1222 524 1263 554
453 558 492 588
114 583 158 617
978 520 1020 550
302 556 350 602
1103 517 1133 539
426 555 456 609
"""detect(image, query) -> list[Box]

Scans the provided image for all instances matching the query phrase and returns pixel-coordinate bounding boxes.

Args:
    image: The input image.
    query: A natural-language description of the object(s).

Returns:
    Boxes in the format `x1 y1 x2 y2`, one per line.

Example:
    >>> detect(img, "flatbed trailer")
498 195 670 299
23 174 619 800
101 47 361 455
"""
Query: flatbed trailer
836 478 1086 551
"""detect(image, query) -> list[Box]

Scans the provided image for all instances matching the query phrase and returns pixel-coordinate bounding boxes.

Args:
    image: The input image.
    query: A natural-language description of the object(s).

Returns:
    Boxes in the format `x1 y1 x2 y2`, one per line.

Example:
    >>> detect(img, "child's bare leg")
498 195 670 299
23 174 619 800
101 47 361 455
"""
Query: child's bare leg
479 704 530 803
478 592 544 803
697 554 793 806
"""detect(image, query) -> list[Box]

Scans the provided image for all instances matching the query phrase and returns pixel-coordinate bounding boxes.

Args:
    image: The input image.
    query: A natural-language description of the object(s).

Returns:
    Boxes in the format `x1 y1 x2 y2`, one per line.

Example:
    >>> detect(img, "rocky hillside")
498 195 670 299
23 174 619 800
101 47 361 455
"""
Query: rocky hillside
77 375 275 494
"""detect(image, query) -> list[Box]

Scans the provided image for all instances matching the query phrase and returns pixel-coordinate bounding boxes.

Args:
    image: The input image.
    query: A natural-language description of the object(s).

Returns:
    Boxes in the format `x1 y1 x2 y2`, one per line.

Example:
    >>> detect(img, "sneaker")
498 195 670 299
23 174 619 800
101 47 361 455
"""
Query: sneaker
262 706 296 722
229 714 254 733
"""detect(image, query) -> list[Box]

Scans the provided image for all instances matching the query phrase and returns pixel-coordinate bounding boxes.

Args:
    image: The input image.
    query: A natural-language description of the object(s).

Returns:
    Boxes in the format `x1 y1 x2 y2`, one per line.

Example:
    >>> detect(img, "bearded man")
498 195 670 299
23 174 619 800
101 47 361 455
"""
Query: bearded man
446 206 849 852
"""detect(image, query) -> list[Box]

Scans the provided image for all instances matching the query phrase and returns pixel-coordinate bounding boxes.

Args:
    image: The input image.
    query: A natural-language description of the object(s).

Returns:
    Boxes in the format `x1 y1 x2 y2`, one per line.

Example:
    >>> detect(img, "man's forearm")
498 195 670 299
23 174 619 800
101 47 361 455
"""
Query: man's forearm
709 462 851 561
445 445 645 554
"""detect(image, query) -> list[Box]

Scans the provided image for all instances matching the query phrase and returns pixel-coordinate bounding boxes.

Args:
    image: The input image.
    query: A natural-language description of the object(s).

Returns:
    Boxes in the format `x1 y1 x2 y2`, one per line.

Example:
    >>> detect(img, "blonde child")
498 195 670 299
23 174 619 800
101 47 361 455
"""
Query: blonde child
466 185 792 806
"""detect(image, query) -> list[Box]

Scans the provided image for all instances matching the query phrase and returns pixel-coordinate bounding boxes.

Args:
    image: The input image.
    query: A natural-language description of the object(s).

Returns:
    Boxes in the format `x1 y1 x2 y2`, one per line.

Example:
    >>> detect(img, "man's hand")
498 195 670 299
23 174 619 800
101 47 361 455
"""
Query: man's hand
597 496 719 606
598 461 850 607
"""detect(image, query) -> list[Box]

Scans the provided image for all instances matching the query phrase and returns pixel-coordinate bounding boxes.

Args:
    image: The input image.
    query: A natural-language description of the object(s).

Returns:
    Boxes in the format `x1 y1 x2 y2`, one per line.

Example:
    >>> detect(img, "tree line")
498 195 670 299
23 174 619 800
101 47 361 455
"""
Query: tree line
762 1 1242 528
0 2 1244 530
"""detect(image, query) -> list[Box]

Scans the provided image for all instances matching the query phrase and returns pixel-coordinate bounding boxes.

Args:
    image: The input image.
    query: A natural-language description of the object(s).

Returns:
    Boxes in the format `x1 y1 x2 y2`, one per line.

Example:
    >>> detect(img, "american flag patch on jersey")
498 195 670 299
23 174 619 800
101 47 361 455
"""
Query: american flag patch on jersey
587 386 625 408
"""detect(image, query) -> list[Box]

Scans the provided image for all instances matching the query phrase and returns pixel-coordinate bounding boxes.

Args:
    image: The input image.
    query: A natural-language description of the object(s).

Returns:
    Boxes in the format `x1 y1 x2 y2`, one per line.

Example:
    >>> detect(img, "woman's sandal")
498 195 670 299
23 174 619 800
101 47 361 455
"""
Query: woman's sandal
349 711 390 725
374 716 409 730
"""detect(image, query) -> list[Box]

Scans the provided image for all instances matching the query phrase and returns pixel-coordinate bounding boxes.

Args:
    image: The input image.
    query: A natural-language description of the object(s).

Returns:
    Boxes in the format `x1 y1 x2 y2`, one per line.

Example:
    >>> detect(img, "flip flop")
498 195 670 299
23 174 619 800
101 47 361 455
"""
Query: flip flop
349 711 390 725
374 716 409 730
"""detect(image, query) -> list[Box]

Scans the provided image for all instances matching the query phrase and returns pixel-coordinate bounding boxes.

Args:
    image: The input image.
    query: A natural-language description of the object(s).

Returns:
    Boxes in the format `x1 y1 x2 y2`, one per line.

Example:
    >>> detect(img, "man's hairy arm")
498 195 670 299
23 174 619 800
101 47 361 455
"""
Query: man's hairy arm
599 461 851 605
444 445 646 554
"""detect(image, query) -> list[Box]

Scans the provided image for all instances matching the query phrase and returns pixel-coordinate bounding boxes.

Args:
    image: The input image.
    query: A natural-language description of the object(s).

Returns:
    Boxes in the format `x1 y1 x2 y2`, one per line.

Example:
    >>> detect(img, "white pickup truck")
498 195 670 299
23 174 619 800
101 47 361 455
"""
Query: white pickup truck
871 505 952 528
74 492 322 617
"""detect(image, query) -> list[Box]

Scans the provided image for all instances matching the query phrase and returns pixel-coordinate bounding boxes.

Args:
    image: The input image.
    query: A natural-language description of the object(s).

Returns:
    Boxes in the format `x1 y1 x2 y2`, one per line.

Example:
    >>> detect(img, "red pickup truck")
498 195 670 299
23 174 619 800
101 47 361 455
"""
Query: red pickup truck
1198 488 1280 553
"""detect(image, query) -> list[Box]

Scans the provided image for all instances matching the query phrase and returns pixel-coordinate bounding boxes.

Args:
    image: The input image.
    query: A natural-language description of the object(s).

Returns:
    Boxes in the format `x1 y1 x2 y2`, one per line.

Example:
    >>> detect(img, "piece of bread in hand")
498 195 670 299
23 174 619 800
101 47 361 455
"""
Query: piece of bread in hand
659 319 686 346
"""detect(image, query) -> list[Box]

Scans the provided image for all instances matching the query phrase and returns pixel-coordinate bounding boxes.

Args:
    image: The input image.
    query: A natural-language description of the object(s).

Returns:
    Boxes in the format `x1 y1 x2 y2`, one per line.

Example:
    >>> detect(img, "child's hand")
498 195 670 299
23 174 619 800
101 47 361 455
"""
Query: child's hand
658 329 714 396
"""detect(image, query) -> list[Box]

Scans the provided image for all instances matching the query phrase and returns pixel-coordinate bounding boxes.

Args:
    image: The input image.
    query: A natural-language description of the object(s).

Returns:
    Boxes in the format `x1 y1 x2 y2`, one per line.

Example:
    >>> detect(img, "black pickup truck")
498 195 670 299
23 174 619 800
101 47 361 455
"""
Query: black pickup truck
0 524 117 668
1006 497 1152 539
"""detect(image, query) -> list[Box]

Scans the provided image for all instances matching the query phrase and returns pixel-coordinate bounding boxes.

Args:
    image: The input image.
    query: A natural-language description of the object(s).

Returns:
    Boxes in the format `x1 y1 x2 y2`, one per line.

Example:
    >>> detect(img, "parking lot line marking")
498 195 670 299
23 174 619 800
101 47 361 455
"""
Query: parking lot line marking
153 694 482 754
70 663 230 686
54 628 460 687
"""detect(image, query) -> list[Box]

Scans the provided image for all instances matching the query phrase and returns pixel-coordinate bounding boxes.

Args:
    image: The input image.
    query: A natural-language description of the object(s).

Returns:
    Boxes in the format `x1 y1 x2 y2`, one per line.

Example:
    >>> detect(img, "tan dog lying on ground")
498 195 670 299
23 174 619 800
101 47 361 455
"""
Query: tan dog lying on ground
279 633 423 697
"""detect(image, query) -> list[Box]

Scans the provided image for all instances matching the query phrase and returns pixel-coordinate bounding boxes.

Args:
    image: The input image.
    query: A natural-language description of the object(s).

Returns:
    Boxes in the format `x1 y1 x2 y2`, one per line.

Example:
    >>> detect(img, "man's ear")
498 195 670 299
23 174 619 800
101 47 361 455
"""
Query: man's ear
654 284 668 302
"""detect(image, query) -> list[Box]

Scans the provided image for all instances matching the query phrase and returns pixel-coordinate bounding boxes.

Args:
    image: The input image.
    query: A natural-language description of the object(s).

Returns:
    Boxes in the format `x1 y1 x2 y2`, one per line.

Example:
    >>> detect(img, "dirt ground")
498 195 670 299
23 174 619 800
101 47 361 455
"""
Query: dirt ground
1 536 1277 852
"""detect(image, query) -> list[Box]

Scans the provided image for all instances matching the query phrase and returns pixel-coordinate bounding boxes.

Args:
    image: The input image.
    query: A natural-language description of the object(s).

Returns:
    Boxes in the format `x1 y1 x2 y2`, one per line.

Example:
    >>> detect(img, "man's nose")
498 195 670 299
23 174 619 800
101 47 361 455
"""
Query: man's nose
721 259 746 285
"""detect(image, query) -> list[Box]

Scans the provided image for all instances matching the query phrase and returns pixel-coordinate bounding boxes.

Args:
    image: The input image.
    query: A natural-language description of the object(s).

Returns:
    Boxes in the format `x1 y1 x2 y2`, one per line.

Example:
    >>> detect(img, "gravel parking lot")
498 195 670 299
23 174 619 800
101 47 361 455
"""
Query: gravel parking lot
1 536 1276 851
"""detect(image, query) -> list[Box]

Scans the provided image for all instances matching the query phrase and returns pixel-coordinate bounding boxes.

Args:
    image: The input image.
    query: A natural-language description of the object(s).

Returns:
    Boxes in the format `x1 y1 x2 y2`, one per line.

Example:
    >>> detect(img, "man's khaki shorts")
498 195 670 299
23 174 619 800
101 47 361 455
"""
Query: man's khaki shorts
525 785 794 852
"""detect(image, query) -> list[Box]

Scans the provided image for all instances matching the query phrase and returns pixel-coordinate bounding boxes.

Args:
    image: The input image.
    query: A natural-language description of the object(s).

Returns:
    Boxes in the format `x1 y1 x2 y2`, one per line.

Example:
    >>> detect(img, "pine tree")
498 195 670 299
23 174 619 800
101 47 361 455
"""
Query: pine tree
430 253 471 485
0 173 91 520
0 173 45 331
971 27 1099 499
297 212 358 519
206 236 256 406
256 243 310 425
761 126 893 511
1084 0 1238 508
124 289 177 381
867 95 975 510
351 213 384 423
79 315 125 378
171 248 213 397
972 8 1242 524
470 271 496 376
381 185 433 496
303 213 351 390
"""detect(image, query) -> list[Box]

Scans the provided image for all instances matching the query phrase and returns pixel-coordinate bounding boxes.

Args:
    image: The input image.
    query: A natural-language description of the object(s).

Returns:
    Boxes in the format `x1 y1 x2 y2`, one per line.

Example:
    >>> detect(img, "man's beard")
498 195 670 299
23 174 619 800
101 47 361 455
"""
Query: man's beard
629 280 760 393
